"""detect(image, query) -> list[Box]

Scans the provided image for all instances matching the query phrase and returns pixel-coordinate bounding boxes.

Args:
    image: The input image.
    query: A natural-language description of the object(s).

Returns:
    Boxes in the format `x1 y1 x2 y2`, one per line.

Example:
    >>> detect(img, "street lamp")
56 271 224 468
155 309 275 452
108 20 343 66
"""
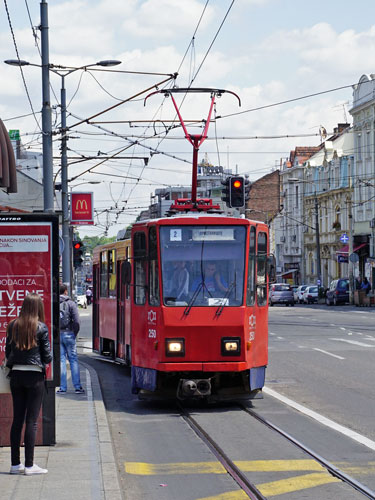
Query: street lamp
5 58 121 290
289 178 322 287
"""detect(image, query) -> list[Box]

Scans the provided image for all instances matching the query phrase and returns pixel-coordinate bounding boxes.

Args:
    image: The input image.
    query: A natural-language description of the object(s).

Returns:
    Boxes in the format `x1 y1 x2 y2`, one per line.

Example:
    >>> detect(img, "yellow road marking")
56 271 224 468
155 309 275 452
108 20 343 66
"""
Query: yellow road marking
195 492 249 500
125 461 226 475
257 472 340 497
195 473 340 500
125 459 325 475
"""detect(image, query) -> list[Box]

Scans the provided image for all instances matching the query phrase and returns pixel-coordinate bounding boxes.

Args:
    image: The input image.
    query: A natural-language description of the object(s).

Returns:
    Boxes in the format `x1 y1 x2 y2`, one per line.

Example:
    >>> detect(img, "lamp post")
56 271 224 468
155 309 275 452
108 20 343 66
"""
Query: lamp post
289 178 322 288
5 58 121 290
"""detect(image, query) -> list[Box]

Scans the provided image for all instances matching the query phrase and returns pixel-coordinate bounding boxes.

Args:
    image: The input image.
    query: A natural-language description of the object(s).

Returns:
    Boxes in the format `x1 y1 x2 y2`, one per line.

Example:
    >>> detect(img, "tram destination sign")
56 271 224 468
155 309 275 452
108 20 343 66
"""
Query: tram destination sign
192 228 234 241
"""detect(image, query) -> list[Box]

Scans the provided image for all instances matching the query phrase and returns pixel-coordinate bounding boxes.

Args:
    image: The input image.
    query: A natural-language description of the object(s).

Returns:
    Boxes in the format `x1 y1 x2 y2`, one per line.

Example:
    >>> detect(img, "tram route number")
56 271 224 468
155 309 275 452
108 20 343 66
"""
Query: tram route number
148 329 157 338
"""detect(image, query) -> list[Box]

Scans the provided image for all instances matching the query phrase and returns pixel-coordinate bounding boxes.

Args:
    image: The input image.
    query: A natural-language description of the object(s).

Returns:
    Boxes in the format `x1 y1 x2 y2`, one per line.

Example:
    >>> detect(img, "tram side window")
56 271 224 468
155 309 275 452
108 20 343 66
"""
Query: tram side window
257 232 267 307
134 232 147 305
108 249 116 298
100 251 108 297
149 226 160 306
246 226 256 306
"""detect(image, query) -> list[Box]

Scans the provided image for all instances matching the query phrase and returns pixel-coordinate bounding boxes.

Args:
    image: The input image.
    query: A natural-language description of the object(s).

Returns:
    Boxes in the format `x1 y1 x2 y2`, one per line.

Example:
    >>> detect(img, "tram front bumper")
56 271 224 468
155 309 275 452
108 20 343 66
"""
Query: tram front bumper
157 361 248 372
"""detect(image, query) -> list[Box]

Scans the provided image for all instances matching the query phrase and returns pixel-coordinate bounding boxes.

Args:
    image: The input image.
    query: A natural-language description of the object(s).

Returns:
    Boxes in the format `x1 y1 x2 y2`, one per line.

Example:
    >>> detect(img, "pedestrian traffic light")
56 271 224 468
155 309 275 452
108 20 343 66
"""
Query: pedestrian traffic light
72 240 84 268
229 176 245 208
221 177 230 206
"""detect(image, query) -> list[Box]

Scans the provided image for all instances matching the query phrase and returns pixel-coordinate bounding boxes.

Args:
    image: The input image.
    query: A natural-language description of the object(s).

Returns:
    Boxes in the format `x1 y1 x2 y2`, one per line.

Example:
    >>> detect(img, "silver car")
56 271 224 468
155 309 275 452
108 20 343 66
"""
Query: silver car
269 283 294 306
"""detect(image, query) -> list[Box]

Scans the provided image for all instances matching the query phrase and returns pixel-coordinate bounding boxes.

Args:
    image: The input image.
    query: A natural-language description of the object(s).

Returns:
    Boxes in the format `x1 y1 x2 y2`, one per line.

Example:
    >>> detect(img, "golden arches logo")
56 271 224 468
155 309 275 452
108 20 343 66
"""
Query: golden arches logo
76 199 88 211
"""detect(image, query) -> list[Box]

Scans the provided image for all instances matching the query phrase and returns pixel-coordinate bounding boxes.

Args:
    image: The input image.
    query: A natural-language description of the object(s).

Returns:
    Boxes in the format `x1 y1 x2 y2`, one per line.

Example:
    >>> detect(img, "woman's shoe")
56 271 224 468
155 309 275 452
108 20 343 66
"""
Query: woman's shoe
10 463 25 474
24 464 48 475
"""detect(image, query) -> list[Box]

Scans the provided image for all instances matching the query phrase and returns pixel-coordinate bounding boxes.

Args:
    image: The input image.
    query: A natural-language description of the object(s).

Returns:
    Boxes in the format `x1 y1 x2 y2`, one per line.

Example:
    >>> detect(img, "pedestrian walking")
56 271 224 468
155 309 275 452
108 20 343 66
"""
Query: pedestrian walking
86 287 92 305
5 293 52 475
57 284 84 394
361 277 371 294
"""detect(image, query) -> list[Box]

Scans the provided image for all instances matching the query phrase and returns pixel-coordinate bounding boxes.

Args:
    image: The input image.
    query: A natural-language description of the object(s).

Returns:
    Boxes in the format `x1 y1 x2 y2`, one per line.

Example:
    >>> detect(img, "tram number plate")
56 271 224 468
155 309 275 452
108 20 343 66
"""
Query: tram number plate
208 297 229 306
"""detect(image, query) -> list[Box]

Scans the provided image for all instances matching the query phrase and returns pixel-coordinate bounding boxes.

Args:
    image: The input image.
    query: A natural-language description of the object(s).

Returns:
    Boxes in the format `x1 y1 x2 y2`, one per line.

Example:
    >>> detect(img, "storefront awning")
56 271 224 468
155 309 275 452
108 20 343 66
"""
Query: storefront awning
280 269 298 277
336 243 367 255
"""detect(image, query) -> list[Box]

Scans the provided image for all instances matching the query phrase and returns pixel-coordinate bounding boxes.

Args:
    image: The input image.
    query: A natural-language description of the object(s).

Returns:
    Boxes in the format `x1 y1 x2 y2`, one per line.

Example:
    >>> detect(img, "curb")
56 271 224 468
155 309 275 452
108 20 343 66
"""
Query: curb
82 362 123 500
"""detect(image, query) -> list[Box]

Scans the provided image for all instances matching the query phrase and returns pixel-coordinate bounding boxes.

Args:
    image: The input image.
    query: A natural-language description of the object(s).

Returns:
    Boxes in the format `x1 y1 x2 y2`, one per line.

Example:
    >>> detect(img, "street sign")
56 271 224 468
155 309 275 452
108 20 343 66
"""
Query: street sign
340 233 349 244
349 252 359 263
8 129 20 140
338 255 348 263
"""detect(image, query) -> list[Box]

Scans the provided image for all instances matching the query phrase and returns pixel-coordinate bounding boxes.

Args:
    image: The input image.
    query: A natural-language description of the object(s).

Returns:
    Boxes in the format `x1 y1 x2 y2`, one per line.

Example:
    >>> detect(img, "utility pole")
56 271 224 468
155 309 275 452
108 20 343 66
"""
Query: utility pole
60 75 70 286
348 159 354 304
314 193 322 288
40 0 54 212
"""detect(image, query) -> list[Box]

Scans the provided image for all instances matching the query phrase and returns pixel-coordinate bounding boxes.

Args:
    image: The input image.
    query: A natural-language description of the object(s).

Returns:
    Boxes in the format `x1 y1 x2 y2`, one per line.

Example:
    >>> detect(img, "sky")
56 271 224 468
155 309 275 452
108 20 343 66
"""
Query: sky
1 0 375 237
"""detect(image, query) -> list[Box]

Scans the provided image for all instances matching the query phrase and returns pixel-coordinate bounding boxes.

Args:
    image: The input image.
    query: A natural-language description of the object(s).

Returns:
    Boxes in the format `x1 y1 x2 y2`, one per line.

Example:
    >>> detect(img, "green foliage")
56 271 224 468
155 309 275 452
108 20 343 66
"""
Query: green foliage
81 235 116 254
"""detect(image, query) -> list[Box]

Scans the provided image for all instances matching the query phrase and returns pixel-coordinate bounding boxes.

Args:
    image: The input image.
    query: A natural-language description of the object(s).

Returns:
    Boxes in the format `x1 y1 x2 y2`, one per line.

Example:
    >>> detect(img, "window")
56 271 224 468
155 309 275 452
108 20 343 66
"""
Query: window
134 232 147 305
108 249 116 297
246 226 256 306
149 226 160 306
160 225 246 307
100 251 108 297
257 232 267 307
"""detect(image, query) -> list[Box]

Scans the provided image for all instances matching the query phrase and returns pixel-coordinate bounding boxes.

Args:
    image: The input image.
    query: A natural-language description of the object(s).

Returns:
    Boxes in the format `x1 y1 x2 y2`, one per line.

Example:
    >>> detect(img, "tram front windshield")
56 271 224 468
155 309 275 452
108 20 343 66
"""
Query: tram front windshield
160 225 246 307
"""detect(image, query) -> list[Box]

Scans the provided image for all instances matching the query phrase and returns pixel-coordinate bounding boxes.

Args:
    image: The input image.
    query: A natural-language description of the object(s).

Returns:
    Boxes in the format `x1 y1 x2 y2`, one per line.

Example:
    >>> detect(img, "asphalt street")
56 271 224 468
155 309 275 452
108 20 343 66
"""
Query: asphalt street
75 304 375 499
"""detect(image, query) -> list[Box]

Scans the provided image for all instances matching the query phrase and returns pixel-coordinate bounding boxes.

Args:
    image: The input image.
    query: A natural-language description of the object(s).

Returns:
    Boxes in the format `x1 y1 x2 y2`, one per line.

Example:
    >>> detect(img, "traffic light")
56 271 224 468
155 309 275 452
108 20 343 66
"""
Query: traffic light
72 240 84 268
229 176 245 208
244 177 251 202
221 177 230 206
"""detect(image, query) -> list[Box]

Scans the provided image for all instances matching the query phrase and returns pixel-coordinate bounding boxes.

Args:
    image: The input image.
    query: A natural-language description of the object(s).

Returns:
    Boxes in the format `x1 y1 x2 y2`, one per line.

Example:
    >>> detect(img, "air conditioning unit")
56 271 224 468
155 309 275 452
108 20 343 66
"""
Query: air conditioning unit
280 236 285 242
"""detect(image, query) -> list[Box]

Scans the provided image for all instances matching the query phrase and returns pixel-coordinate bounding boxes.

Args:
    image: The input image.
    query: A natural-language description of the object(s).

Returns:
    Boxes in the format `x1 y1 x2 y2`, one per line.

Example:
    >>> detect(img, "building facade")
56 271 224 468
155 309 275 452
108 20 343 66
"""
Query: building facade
350 75 375 285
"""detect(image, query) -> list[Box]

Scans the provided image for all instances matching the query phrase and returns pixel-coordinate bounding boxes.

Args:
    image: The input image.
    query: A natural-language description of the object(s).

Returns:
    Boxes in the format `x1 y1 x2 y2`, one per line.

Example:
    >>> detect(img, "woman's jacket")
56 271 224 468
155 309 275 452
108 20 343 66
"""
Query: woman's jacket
5 321 52 370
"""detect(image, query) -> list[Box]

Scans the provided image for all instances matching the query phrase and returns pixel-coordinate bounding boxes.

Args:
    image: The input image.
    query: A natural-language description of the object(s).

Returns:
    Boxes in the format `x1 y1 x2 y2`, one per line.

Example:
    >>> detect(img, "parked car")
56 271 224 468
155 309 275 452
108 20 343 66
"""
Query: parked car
295 285 308 303
291 285 298 300
269 283 294 306
302 285 319 304
325 278 349 306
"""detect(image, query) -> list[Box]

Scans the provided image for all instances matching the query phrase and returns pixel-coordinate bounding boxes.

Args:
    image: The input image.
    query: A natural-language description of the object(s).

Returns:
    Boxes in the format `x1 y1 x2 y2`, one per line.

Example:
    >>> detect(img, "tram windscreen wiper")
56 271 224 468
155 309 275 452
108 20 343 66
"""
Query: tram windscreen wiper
184 282 203 316
215 281 235 317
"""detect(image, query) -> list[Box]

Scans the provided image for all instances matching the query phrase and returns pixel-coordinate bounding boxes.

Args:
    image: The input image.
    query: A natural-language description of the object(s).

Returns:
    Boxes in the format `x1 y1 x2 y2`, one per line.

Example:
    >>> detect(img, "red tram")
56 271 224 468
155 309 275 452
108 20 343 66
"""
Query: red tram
92 87 275 400
92 215 274 400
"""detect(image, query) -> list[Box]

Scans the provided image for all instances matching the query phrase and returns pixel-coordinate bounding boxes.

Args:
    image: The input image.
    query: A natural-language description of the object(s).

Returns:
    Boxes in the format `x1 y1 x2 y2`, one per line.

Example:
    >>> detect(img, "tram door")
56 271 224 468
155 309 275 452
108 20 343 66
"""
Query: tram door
116 260 126 360
92 265 100 352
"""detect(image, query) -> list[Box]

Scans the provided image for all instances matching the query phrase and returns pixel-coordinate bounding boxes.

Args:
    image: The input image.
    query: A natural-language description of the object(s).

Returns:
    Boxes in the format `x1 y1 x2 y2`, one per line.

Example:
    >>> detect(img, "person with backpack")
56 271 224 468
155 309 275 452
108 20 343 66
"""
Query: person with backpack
57 284 84 394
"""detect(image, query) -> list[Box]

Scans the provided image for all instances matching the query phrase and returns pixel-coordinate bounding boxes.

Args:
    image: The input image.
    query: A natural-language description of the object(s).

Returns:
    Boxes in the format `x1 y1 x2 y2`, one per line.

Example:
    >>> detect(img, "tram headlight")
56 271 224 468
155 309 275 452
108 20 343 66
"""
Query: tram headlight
166 338 185 357
221 337 241 356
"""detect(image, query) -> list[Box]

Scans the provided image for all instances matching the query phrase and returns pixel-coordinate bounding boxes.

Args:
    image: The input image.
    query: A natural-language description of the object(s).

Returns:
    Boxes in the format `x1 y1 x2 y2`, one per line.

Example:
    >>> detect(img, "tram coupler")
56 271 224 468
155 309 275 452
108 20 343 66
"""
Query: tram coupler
177 378 212 399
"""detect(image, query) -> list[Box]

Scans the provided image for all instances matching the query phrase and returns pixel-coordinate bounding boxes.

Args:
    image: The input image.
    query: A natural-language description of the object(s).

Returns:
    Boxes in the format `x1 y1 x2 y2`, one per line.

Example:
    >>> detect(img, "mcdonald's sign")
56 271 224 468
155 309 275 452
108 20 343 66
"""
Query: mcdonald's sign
70 192 94 225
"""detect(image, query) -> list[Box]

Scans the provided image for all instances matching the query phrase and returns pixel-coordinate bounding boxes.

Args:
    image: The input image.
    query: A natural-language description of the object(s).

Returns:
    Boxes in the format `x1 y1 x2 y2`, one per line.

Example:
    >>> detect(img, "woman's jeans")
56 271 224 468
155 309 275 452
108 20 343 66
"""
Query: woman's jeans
60 331 81 391
10 370 44 467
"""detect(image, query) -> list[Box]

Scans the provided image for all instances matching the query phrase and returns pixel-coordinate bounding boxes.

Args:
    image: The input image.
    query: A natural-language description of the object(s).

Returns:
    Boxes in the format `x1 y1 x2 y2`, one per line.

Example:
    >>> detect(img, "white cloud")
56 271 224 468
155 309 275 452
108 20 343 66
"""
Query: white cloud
122 0 215 40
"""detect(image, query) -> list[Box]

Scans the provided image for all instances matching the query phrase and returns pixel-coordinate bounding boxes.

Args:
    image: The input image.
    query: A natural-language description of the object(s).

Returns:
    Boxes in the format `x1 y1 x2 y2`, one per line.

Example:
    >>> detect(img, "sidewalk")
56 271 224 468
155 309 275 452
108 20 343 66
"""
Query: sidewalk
0 363 122 500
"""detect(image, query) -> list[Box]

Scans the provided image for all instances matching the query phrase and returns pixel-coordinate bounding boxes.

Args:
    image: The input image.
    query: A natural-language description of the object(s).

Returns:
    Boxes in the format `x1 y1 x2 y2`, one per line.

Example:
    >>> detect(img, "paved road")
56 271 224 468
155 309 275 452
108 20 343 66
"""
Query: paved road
267 303 375 441
76 305 375 499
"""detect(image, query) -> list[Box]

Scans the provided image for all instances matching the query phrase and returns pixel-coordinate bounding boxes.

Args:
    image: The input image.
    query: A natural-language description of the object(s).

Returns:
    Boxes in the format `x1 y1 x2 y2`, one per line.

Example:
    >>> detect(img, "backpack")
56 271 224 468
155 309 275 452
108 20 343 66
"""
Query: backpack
60 301 71 330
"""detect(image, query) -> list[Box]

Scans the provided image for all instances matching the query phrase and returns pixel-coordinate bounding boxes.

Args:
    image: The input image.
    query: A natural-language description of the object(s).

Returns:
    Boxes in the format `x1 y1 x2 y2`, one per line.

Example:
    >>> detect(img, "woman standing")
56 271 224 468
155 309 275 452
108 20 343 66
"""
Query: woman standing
5 293 52 475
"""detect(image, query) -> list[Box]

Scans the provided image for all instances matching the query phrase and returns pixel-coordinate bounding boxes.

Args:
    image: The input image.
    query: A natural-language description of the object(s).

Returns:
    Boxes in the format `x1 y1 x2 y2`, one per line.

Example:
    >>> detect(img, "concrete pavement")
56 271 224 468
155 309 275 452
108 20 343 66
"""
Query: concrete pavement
0 363 122 500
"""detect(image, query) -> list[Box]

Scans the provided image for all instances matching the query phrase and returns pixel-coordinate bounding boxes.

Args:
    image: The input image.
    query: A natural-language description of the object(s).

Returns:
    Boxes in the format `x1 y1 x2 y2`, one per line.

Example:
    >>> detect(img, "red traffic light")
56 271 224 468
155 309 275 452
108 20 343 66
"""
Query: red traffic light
73 241 83 250
233 179 242 189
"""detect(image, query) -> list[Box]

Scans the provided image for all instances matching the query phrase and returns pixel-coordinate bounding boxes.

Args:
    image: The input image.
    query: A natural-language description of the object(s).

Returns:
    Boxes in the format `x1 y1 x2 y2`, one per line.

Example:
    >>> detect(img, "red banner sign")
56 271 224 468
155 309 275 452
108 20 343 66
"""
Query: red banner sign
70 192 94 225
0 221 54 382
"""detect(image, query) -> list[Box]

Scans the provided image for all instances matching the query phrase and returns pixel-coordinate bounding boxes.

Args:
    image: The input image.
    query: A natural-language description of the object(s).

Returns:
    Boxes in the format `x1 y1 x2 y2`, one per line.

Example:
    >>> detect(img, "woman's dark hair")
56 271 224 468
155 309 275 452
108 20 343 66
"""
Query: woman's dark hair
8 293 45 350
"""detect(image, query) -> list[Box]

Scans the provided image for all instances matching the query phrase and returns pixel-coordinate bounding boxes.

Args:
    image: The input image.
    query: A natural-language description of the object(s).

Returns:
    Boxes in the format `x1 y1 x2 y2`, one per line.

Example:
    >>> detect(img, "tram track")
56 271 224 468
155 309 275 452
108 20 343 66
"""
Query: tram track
177 402 267 500
240 404 375 499
177 401 375 499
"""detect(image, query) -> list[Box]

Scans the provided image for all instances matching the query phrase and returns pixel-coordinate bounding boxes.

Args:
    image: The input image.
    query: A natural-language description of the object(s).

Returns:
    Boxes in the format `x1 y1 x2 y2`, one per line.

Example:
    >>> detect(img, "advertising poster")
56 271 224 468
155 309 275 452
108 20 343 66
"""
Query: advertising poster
0 220 55 381
70 191 94 225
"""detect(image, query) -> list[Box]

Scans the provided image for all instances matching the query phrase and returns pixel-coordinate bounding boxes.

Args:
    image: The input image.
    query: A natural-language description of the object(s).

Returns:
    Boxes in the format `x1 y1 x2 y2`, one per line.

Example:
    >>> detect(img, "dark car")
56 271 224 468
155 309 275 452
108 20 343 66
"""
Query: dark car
325 278 349 306
269 283 294 306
